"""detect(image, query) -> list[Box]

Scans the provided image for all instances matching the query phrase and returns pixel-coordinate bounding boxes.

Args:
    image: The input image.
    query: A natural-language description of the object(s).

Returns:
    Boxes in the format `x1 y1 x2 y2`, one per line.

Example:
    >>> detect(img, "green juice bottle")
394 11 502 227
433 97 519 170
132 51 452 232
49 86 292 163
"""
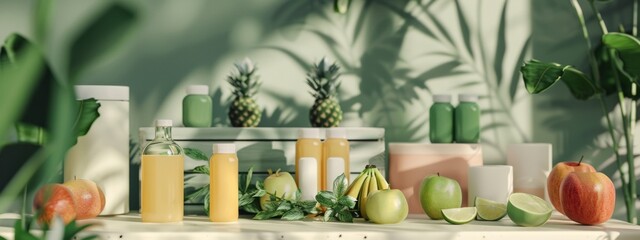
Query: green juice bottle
455 94 480 143
429 94 454 143
182 85 212 127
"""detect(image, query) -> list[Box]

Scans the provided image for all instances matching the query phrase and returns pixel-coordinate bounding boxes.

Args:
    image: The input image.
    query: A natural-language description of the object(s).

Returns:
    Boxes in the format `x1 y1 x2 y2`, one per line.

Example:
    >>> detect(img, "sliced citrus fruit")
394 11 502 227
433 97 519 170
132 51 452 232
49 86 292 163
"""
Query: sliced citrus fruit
507 193 552 227
475 197 507 221
442 207 477 225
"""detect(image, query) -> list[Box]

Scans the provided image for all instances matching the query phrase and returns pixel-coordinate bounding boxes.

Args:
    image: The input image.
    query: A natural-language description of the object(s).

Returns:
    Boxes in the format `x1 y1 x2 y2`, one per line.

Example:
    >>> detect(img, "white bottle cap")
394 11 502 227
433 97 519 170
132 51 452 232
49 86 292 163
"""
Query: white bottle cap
298 128 320 139
213 143 236 154
155 119 173 127
459 94 478 102
326 128 347 139
432 94 451 103
186 85 209 95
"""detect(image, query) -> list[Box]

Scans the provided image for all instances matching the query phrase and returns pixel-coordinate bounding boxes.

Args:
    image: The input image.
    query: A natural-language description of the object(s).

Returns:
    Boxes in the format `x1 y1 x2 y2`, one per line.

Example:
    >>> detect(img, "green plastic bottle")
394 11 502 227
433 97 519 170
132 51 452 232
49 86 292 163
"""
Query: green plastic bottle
455 94 480 143
182 85 212 127
429 94 454 143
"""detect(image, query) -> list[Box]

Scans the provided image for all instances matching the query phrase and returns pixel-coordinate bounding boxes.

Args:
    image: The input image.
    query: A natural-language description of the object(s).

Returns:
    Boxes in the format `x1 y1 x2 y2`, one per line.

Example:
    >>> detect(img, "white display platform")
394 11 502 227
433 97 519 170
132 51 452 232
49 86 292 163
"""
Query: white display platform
1 213 639 240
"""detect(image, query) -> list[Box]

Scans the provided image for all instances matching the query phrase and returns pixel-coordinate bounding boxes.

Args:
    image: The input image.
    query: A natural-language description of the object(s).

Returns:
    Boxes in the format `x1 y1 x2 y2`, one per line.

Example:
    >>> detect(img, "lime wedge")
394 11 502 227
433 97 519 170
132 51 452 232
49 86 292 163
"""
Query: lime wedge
334 0 350 14
475 197 507 221
507 193 552 227
441 207 477 225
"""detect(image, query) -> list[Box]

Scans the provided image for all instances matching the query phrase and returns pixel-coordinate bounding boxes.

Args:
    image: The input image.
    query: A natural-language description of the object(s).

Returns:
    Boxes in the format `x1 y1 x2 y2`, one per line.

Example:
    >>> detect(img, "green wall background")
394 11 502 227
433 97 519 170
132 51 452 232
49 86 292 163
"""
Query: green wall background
0 0 637 220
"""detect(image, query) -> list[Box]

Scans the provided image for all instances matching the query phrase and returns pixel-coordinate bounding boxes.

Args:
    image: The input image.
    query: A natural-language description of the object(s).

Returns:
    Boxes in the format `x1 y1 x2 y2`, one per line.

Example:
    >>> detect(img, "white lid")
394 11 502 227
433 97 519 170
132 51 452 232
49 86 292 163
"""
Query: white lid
298 128 320 139
326 128 347 139
155 119 173 127
186 85 209 95
432 94 451 103
75 85 129 101
213 143 236 154
459 94 478 102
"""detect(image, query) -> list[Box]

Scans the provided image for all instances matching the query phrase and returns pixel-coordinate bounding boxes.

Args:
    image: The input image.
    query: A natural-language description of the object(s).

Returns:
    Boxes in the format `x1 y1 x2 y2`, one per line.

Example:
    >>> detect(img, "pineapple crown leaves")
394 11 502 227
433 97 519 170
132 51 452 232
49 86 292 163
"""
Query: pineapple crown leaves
228 57 261 98
307 57 342 100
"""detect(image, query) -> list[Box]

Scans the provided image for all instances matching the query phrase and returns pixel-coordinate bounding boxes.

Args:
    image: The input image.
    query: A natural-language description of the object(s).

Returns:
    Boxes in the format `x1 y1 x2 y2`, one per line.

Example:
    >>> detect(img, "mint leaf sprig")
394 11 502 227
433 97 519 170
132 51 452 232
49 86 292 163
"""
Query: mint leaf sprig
252 182 318 221
315 173 357 222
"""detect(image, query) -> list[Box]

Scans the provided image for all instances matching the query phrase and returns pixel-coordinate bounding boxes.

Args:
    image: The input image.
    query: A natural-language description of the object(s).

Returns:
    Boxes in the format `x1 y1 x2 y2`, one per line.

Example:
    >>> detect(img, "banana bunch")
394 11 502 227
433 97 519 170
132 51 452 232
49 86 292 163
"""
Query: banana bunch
344 165 389 219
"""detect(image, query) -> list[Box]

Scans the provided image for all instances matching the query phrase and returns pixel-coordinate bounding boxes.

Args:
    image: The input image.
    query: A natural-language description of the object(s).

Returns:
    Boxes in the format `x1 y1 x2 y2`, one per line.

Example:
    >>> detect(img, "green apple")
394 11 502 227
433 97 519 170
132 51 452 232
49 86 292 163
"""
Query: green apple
419 173 462 219
260 169 298 210
365 189 409 224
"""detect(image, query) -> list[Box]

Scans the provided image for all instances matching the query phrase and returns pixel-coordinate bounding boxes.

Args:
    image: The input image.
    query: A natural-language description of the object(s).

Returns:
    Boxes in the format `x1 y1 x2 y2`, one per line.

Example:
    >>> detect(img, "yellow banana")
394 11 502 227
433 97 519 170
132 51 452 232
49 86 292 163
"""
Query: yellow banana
368 170 379 197
359 171 371 220
345 168 369 199
373 167 390 190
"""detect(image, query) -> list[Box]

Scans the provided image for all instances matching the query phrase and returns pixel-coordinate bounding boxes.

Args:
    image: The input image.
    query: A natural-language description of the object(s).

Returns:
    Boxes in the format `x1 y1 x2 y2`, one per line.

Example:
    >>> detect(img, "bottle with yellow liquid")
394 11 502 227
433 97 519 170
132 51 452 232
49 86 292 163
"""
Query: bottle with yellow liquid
295 128 323 200
323 128 350 191
209 143 238 222
141 119 184 223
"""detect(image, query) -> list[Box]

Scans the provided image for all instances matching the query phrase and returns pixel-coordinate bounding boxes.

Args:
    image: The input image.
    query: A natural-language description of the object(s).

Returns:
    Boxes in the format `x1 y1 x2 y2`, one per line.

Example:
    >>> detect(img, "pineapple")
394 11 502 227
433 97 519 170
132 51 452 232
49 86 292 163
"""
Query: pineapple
307 57 343 127
227 57 262 127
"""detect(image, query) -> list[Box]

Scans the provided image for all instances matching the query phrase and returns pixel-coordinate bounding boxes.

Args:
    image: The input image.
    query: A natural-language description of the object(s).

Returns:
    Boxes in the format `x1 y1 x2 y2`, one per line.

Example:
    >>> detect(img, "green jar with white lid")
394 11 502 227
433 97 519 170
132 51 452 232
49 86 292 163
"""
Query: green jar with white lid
182 85 212 127
455 94 480 143
429 94 454 143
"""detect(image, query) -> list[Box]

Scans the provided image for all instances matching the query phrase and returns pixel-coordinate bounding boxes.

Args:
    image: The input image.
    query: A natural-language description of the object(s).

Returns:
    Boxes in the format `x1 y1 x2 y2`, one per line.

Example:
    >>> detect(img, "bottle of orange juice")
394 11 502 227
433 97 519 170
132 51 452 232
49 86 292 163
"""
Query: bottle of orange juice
209 143 238 222
141 119 184 223
323 128 350 190
295 128 322 200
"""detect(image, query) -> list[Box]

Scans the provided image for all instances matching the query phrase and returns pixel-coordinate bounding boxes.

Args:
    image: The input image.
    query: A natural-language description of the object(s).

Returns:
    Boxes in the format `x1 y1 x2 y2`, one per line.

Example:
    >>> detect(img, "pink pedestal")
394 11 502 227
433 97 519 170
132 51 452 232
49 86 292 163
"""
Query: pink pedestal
389 143 483 214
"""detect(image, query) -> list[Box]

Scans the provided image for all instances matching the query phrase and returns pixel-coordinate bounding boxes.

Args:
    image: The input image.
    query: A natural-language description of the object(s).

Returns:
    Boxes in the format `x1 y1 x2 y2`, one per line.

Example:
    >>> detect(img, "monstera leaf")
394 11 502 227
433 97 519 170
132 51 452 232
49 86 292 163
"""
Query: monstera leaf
520 60 598 100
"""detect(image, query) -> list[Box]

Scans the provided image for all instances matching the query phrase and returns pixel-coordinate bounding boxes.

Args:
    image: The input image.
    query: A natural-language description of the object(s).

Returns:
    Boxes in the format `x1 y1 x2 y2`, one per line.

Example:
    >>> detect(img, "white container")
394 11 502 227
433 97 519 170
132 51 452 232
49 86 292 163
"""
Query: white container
468 165 513 205
507 143 552 200
65 85 129 215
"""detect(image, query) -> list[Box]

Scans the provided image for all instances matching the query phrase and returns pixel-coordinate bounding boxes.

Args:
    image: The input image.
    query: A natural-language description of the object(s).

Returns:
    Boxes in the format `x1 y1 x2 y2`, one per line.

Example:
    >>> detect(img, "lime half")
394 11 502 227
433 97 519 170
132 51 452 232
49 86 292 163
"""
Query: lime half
442 207 477 225
334 0 350 14
507 193 552 227
475 197 507 221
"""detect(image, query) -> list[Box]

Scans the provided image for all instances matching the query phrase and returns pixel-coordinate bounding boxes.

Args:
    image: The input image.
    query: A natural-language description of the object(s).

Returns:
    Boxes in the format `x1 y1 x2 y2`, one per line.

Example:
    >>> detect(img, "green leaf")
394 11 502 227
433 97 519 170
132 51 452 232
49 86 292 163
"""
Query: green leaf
336 210 354 222
256 180 264 190
34 0 52 43
602 32 640 80
242 202 261 214
0 34 45 147
68 4 137 81
184 148 208 161
281 208 305 220
239 192 255 206
323 209 334 222
204 192 210 216
253 211 275 220
185 185 209 202
332 173 348 197
276 201 292 212
191 165 209 175
520 60 597 100
337 195 356 209
299 200 318 212
253 189 266 198
315 191 337 207
63 220 95 240
13 219 39 240
73 98 101 137
245 166 254 192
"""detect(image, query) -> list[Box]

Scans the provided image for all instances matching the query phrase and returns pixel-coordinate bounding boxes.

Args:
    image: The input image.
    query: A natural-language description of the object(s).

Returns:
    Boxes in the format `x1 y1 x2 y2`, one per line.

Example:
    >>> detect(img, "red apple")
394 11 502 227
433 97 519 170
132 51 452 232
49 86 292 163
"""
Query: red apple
64 179 106 219
560 172 615 225
33 184 77 225
547 157 595 213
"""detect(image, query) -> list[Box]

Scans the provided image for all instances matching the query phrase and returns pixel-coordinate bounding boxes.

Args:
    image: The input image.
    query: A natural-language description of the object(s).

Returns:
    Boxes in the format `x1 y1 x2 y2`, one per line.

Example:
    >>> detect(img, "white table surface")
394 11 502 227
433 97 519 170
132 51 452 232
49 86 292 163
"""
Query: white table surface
1 213 639 240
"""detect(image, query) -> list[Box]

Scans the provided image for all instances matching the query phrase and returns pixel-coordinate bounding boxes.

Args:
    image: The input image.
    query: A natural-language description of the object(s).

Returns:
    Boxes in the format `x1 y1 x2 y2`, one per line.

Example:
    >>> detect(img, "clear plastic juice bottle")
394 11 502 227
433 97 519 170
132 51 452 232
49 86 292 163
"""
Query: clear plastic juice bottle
323 128 350 190
209 143 239 222
141 119 184 223
295 128 323 200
